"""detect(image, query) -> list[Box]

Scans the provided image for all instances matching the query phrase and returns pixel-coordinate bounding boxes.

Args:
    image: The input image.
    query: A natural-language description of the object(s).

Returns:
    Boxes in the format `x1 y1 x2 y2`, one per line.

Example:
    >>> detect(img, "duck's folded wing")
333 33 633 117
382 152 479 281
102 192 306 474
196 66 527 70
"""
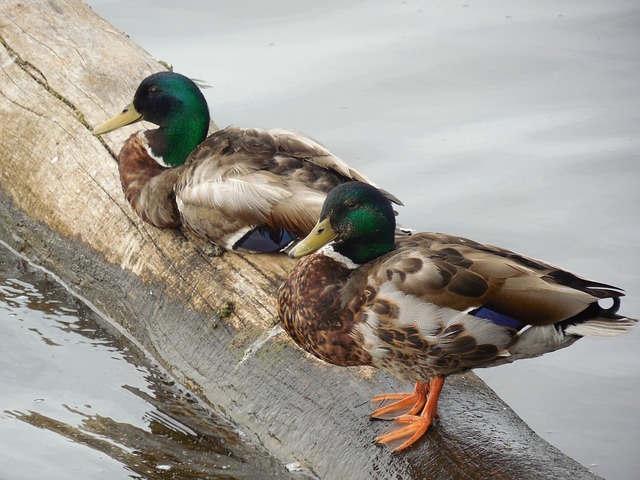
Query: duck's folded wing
270 128 405 206
369 233 623 326
263 128 372 179
176 158 329 248
212 127 404 206
352 233 635 376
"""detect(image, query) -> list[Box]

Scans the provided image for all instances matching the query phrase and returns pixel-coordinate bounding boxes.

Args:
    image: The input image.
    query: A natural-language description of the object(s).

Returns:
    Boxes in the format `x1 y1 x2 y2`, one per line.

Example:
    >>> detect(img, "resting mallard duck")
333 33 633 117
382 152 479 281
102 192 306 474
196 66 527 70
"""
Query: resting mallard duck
278 181 636 452
93 71 402 252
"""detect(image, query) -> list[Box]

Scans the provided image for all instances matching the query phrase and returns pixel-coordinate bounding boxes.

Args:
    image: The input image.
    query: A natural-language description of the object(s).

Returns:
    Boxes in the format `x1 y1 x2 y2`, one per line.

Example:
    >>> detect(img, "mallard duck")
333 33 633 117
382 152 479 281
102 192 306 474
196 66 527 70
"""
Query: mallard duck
278 181 636 452
93 71 402 252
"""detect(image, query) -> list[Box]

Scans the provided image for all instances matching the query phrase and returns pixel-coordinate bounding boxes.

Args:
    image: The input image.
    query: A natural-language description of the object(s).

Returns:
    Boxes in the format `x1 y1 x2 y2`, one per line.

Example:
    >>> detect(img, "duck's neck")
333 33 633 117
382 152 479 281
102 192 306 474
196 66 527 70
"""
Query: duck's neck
144 113 209 167
332 235 395 265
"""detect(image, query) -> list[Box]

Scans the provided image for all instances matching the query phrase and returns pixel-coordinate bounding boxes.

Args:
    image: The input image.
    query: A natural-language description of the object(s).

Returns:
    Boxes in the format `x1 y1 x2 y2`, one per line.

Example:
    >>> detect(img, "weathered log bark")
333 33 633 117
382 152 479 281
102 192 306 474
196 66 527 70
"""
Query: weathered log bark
0 1 601 478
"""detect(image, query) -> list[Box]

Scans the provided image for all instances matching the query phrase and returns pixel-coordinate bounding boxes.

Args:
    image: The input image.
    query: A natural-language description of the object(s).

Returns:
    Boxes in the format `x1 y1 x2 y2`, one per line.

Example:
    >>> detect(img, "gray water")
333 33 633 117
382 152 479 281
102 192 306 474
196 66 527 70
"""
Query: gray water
11 0 640 478
0 242 297 479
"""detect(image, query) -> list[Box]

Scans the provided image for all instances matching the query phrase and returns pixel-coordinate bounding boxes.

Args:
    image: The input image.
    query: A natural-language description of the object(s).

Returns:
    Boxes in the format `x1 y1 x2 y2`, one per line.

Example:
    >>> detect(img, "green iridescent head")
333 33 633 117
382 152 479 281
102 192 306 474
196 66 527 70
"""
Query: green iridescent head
94 71 210 167
290 182 397 264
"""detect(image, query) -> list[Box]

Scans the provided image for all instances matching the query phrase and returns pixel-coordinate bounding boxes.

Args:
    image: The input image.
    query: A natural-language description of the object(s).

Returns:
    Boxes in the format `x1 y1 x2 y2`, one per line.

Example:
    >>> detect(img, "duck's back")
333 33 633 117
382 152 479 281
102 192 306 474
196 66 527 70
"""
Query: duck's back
383 232 628 326
175 127 394 251
352 232 635 380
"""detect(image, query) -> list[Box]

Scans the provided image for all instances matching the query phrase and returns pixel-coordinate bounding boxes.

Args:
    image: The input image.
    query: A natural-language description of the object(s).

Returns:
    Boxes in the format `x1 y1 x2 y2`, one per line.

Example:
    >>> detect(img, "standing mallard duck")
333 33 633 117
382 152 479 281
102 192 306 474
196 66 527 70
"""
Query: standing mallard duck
278 182 636 452
93 72 402 252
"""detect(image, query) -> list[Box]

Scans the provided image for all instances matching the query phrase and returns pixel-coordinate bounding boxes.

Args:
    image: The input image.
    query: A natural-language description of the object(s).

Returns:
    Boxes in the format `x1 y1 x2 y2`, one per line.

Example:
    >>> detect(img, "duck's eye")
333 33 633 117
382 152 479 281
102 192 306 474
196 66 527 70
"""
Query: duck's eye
148 86 160 94
344 199 358 210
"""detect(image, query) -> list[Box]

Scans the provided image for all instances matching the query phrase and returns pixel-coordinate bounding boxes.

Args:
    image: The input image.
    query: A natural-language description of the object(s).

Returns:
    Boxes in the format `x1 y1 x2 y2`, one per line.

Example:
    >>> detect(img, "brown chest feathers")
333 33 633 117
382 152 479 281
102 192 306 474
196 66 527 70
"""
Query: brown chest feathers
118 134 183 228
278 254 372 366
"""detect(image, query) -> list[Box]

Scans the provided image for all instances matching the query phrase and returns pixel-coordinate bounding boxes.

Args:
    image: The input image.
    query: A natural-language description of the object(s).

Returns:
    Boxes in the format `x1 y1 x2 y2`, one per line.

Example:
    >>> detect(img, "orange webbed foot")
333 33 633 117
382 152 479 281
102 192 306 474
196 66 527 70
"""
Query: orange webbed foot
375 376 445 452
375 413 434 452
370 382 429 420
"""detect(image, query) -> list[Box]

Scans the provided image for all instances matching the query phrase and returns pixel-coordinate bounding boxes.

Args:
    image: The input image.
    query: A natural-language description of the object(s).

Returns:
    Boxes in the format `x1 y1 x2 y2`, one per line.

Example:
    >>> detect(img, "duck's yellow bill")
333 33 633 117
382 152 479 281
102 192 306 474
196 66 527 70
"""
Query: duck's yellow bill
93 102 143 136
289 217 338 258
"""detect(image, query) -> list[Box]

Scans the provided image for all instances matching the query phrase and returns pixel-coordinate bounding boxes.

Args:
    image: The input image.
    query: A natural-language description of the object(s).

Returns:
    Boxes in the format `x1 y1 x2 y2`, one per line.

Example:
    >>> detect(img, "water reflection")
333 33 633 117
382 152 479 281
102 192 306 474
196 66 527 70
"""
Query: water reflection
0 243 297 480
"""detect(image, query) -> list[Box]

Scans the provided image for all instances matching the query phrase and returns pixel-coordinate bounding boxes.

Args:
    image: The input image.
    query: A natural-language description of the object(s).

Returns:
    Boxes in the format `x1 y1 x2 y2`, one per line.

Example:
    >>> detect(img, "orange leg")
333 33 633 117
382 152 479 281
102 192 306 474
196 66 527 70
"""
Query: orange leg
375 376 445 452
370 382 429 420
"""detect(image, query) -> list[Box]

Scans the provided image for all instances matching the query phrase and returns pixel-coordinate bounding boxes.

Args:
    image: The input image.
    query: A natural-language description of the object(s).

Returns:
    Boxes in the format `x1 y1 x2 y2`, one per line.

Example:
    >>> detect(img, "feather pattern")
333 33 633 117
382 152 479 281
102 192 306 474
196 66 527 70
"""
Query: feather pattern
282 231 634 382
173 126 398 250
278 180 636 451
280 214 635 380
94 72 402 253
117 134 184 228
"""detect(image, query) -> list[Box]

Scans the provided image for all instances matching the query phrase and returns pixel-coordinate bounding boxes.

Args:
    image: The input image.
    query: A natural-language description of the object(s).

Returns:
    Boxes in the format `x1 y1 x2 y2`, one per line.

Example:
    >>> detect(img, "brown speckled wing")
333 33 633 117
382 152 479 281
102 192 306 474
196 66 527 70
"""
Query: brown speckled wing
353 278 514 380
279 233 633 381
175 127 396 247
352 233 632 379
369 233 622 326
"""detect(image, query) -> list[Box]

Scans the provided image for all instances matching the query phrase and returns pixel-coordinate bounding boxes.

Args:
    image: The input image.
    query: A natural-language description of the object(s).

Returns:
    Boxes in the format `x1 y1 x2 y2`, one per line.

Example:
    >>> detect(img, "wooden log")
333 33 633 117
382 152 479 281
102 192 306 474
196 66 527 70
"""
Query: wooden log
0 1 601 478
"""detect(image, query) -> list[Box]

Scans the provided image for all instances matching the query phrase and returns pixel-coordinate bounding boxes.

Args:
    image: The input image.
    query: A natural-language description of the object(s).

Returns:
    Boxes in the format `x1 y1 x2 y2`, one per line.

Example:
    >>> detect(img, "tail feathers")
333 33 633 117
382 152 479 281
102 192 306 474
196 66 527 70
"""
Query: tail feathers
559 295 636 338
600 296 622 315
548 270 626 299
565 316 637 338
492 324 577 365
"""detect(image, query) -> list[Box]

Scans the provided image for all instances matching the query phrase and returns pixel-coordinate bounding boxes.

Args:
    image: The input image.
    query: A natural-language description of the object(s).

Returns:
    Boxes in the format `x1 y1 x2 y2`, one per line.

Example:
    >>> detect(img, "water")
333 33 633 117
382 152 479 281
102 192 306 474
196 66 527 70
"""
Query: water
0 242 296 479
30 0 640 478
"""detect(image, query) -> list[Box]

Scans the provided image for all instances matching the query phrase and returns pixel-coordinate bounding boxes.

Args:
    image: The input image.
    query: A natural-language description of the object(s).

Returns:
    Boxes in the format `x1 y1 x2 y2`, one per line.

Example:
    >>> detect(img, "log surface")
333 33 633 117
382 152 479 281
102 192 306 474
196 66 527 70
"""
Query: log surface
0 1 600 478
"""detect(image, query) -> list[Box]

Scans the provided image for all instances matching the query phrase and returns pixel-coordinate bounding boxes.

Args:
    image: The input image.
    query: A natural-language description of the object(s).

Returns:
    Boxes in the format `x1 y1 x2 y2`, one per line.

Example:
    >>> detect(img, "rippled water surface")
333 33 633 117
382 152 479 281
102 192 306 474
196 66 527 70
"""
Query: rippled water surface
0 242 297 479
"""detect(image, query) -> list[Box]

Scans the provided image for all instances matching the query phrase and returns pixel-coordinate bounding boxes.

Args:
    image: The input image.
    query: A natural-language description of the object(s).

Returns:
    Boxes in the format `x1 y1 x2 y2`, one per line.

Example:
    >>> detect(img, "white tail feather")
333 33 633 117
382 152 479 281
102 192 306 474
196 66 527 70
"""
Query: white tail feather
565 318 636 338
